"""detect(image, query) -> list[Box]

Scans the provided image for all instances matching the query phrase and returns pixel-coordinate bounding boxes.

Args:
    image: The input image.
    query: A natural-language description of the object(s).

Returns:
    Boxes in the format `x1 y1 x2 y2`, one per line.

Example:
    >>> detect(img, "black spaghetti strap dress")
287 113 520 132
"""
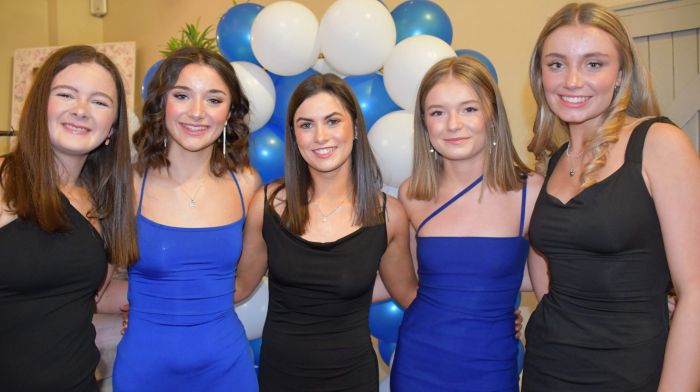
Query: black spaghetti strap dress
522 117 673 391
258 190 387 392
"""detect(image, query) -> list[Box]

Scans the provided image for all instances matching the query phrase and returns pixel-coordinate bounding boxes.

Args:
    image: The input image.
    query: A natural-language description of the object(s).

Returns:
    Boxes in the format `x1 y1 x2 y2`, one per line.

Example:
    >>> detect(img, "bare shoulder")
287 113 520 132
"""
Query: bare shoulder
385 193 409 226
397 178 419 212
645 121 697 158
526 172 545 193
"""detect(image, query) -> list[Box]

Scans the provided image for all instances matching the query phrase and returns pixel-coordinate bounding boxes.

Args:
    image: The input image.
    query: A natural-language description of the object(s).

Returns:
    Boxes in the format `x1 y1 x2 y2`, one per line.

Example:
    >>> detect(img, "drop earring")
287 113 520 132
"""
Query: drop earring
164 136 168 149
222 124 228 155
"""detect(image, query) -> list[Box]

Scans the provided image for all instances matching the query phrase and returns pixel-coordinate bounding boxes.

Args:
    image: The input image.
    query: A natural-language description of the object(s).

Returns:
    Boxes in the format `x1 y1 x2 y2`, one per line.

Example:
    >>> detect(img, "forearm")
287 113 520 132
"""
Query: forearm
658 293 700 391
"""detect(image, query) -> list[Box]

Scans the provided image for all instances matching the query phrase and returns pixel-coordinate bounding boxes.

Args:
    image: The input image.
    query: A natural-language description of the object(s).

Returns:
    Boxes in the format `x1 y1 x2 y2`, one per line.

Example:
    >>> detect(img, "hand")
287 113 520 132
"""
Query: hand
120 303 129 335
514 309 523 339
667 293 677 319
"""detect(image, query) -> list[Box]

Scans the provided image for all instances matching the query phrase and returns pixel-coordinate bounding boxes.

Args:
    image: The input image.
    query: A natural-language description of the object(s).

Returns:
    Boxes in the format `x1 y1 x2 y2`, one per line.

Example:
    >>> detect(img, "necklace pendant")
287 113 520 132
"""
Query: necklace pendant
322 216 327 223
189 199 196 208
569 168 575 177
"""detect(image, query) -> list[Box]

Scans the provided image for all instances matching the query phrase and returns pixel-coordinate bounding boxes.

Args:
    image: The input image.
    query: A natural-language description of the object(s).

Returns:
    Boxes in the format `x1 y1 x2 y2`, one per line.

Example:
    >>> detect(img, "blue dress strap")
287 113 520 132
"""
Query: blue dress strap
415 175 483 236
137 168 149 215
230 171 246 219
518 178 528 237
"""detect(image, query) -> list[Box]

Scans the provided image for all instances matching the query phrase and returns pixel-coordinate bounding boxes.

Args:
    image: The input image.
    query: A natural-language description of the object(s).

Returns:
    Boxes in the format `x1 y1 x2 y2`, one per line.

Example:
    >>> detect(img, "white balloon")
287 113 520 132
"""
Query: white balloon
368 110 414 188
319 0 396 75
231 61 275 132
312 58 346 78
251 1 320 76
235 277 268 340
383 35 456 110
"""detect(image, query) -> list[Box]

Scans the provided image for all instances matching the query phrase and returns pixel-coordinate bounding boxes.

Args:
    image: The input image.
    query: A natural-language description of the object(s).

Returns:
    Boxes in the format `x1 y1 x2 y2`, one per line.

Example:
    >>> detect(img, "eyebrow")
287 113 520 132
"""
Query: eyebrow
51 85 115 105
543 52 612 59
295 111 343 123
171 85 229 95
425 100 479 110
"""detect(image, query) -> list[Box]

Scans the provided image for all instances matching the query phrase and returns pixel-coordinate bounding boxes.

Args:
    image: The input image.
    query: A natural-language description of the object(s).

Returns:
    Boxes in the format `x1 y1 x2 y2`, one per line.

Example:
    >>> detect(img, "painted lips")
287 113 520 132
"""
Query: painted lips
313 146 337 158
559 95 591 107
63 122 90 134
179 122 209 135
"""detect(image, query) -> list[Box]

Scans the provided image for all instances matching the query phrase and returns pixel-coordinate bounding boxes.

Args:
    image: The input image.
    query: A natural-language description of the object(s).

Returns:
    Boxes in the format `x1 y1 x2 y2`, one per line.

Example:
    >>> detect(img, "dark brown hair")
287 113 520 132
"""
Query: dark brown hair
270 73 384 235
0 45 138 268
133 47 251 176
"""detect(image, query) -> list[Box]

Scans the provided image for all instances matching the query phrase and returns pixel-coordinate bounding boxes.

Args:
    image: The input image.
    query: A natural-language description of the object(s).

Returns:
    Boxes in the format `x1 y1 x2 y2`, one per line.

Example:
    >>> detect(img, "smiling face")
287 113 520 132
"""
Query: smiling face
423 76 488 165
541 24 622 132
164 63 231 155
293 92 355 176
47 62 117 164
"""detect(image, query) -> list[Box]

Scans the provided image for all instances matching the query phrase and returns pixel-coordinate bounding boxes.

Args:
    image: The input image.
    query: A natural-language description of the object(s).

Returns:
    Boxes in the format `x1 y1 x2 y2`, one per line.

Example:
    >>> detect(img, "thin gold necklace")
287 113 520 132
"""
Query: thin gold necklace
179 177 206 208
316 199 347 222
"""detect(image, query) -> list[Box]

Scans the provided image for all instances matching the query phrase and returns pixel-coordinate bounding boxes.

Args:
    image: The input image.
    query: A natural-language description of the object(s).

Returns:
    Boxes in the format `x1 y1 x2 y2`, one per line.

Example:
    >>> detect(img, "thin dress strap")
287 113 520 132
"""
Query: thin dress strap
229 171 246 220
137 168 149 215
415 175 483 236
518 178 528 237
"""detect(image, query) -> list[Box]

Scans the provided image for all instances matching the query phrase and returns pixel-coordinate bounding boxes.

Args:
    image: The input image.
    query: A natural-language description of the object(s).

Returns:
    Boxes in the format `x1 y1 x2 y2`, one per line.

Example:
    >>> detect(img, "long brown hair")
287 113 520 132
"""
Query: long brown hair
0 45 138 268
528 3 659 186
408 57 529 201
270 73 384 235
133 47 250 176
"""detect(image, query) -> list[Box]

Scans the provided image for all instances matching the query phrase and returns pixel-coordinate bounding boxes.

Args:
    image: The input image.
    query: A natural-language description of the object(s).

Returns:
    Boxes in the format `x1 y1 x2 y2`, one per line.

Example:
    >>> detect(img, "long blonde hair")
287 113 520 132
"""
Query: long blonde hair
528 2 659 187
408 56 529 201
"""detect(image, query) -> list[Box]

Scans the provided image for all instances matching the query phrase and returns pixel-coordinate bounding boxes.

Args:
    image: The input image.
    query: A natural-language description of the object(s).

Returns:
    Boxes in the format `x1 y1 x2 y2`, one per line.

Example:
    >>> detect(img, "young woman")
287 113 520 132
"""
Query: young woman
390 56 543 391
0 45 137 391
523 3 700 391
234 73 418 391
113 47 260 391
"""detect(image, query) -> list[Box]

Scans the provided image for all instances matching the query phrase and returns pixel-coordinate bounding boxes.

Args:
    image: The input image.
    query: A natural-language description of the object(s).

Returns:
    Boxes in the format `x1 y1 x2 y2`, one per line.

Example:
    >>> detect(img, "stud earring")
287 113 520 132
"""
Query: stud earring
104 137 110 146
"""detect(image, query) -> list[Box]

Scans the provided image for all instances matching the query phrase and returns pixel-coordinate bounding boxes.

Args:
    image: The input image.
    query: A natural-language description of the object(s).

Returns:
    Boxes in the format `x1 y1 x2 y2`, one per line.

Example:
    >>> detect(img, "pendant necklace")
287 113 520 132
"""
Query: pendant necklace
317 199 346 222
180 177 206 208
566 143 584 177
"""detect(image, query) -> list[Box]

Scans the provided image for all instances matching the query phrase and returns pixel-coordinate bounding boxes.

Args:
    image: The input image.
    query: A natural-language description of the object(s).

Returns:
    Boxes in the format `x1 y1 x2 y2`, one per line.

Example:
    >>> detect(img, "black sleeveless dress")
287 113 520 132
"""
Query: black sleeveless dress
0 194 107 392
522 117 672 391
258 191 386 392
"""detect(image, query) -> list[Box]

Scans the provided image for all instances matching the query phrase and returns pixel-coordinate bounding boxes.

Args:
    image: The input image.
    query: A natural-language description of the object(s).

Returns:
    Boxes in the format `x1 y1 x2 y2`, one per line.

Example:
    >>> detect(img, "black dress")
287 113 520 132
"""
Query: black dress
523 118 672 391
0 195 107 392
258 192 386 392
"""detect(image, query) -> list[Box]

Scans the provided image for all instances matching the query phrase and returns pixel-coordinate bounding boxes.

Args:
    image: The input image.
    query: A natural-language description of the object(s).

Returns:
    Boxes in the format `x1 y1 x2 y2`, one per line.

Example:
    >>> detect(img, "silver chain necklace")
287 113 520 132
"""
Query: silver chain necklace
316 199 346 222
566 143 584 177
180 178 205 208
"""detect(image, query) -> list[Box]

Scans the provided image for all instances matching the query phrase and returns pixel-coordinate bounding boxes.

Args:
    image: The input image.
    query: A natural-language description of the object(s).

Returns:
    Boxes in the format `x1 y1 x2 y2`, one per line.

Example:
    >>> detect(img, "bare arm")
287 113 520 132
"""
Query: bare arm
95 264 128 314
377 196 418 309
644 123 700 391
234 186 269 303
526 247 549 301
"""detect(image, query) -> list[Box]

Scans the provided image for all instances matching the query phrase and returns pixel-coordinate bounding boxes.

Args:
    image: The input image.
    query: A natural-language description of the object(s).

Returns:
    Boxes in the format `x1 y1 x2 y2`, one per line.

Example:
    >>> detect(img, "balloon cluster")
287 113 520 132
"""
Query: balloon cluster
141 0 499 185
142 0 509 378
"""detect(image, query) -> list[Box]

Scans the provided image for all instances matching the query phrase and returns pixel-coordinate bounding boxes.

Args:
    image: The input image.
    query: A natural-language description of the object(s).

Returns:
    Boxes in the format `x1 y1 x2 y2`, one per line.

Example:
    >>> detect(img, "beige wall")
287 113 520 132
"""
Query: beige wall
1 0 632 161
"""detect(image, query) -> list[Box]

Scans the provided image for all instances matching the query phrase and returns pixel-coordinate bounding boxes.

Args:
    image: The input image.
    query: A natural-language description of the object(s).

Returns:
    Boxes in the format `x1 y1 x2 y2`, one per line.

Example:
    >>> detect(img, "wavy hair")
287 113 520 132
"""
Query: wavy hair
408 56 529 201
270 73 384 235
528 2 659 186
133 47 250 176
0 45 138 268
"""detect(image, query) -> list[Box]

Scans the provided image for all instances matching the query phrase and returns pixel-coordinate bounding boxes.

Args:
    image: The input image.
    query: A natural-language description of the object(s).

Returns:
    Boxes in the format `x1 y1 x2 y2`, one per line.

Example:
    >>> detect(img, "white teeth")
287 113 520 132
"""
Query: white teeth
315 147 335 155
561 96 589 103
64 123 89 134
182 124 207 131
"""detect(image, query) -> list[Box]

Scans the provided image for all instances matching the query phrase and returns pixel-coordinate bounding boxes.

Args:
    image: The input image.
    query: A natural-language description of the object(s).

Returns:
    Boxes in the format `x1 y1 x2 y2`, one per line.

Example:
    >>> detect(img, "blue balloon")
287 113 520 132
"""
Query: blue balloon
270 69 318 127
391 0 453 44
141 60 163 101
377 339 397 366
248 337 263 365
217 3 263 64
369 299 405 343
456 49 499 83
345 73 400 130
249 123 285 184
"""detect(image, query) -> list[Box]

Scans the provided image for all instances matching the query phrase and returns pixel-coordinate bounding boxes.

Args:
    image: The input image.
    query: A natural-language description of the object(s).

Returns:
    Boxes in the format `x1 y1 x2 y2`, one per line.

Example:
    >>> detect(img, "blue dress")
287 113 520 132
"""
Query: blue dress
113 171 257 392
391 176 528 392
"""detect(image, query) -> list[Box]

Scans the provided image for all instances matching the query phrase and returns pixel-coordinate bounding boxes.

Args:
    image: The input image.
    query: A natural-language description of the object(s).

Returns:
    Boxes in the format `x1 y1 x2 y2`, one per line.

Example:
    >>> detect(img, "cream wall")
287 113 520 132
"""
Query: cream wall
2 0 633 161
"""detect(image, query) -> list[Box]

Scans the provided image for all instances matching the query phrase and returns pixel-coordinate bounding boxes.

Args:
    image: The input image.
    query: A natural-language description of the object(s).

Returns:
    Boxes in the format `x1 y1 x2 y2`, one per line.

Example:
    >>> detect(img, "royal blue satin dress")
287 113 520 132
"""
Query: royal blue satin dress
113 170 257 392
391 176 528 392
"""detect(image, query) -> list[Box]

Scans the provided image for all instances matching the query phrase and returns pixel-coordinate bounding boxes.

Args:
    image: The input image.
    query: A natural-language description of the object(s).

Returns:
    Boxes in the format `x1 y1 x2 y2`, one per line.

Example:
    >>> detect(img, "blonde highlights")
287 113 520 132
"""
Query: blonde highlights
528 2 659 187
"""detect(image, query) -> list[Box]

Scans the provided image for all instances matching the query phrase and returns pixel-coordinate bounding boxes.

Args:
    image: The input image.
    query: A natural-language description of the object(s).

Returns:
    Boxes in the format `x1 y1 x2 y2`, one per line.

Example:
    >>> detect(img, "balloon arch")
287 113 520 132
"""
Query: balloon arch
142 0 522 382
